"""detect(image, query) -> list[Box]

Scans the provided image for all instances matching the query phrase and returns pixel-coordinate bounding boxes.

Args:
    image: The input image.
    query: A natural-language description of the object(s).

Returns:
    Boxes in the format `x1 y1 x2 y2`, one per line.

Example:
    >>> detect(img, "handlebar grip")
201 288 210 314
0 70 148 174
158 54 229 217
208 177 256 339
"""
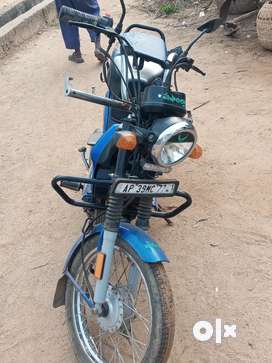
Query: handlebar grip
59 6 113 29
192 65 206 76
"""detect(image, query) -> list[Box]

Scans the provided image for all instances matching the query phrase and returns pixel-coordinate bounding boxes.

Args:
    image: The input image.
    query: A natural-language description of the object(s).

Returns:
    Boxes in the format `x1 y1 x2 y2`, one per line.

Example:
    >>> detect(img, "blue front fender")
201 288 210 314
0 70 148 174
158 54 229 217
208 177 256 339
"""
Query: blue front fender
64 222 168 271
53 223 168 308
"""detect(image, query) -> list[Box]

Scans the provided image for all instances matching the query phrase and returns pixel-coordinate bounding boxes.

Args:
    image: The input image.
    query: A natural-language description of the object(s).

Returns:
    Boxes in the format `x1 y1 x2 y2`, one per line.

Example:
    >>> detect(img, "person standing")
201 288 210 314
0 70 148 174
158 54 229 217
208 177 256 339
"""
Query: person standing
55 0 105 63
218 0 239 36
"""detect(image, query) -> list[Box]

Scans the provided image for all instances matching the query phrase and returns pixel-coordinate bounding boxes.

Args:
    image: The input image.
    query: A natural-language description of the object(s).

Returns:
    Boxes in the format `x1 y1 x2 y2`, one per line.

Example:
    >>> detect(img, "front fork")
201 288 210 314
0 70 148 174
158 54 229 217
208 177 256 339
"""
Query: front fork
93 196 153 309
92 149 152 310
93 148 127 309
93 195 123 306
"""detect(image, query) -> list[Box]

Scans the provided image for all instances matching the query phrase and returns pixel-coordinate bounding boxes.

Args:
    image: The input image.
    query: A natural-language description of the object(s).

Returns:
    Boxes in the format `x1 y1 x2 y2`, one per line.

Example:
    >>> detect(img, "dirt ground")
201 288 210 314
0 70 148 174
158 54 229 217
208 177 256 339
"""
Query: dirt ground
0 0 22 14
0 0 272 362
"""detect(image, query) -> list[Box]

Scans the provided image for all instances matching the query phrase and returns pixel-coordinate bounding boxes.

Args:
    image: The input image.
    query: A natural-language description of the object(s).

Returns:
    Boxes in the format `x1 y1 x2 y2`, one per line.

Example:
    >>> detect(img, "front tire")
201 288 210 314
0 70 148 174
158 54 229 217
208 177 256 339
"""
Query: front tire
65 235 175 363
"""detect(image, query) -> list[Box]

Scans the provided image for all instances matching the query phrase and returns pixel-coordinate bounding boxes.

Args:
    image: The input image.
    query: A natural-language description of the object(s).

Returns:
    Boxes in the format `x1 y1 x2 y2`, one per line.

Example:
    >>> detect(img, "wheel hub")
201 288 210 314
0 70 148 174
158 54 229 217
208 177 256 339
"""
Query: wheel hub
97 286 124 333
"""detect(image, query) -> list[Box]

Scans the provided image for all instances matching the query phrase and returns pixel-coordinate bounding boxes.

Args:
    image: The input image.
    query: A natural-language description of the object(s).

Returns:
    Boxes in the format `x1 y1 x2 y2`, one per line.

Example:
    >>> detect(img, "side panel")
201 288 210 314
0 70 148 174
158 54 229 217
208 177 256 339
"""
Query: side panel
91 124 120 169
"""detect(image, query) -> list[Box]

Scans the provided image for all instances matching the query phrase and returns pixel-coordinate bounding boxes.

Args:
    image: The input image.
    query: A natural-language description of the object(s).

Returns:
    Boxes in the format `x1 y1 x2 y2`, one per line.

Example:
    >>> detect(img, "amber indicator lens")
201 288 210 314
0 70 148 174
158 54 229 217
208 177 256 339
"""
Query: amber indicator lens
116 131 137 150
94 252 106 280
189 144 203 159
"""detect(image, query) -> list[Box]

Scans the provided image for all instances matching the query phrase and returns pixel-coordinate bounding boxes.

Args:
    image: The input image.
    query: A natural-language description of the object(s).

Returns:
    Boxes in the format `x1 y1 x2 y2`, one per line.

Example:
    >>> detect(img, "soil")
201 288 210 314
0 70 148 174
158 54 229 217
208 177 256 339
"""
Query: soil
0 0 272 362
0 0 23 14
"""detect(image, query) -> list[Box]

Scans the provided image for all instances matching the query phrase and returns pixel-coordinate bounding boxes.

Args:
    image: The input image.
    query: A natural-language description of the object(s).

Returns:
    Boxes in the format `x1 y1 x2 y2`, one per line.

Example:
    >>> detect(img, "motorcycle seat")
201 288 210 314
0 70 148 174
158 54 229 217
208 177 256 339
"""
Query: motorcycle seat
123 31 167 67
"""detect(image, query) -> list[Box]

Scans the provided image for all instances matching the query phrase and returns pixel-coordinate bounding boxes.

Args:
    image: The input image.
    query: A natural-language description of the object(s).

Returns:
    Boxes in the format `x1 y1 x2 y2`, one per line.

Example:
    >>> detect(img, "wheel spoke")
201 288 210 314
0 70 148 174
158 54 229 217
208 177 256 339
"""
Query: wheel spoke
134 278 143 306
93 329 110 341
119 330 146 348
130 319 145 361
73 244 153 362
122 301 150 333
112 251 119 282
121 318 137 363
119 251 130 285
109 334 126 363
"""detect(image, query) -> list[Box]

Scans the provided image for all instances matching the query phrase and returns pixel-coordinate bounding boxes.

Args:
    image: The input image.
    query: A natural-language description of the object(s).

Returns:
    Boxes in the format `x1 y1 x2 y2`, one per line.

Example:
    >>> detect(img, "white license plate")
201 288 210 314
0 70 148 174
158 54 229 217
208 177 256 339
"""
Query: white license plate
113 181 177 196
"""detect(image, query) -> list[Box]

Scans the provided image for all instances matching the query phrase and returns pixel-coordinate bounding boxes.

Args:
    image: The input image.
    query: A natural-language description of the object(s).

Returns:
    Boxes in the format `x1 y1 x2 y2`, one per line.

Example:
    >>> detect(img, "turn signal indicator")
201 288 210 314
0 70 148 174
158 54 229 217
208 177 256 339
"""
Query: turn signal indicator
116 131 137 151
189 144 203 159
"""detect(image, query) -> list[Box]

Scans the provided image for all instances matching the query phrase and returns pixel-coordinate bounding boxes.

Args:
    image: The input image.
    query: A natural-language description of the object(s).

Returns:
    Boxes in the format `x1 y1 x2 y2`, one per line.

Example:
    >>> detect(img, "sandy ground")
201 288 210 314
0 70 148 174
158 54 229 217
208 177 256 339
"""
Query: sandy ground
0 0 23 14
0 0 272 362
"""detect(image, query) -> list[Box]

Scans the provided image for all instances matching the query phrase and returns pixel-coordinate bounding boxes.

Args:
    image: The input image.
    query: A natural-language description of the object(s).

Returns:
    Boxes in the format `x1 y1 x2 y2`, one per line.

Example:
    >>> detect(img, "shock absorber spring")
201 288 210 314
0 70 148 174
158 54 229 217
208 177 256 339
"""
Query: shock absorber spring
136 197 153 231
104 195 123 233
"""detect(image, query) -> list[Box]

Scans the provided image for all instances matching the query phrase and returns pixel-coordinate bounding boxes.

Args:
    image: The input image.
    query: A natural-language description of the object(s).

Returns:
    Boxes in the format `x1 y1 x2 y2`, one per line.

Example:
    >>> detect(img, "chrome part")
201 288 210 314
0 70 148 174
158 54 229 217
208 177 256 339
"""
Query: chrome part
94 230 118 304
142 162 172 173
72 245 152 362
97 286 124 332
112 52 164 100
151 118 197 167
162 52 176 84
78 146 90 170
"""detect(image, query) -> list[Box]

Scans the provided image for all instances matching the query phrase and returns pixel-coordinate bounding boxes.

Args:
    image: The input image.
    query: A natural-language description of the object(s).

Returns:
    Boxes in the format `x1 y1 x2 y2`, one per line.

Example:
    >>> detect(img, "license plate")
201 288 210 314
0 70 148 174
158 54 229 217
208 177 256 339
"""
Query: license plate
112 179 179 197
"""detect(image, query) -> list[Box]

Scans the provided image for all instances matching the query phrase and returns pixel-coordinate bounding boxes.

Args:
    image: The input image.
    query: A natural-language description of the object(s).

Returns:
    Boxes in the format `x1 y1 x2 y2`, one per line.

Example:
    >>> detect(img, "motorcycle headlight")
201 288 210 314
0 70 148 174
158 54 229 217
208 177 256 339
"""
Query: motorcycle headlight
151 117 197 167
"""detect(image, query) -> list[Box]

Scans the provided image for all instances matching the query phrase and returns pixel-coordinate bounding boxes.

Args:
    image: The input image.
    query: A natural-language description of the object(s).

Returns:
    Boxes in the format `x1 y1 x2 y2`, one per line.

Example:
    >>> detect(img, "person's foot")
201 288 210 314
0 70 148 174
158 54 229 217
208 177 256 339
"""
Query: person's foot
68 51 84 64
224 22 239 36
94 47 105 63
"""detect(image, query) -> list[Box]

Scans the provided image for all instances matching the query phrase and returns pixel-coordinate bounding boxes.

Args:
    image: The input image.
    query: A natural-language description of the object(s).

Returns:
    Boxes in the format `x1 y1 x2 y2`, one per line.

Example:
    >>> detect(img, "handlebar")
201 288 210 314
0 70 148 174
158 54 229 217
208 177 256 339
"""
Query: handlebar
64 77 131 111
59 6 113 29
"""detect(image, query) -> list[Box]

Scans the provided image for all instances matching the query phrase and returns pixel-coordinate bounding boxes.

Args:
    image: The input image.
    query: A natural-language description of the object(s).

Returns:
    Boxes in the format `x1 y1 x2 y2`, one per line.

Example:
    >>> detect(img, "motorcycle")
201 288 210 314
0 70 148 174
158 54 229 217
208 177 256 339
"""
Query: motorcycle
52 2 222 362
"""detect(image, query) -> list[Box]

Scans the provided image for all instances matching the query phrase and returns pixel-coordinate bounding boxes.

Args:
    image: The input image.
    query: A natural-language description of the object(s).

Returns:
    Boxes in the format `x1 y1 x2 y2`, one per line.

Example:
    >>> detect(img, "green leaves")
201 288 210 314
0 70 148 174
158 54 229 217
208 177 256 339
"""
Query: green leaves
159 2 179 15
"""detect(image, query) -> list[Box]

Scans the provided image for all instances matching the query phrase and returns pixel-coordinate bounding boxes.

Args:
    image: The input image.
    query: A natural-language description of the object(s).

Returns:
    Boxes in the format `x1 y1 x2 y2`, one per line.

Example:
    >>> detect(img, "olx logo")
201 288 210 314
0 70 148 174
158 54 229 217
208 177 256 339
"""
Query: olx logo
193 319 237 344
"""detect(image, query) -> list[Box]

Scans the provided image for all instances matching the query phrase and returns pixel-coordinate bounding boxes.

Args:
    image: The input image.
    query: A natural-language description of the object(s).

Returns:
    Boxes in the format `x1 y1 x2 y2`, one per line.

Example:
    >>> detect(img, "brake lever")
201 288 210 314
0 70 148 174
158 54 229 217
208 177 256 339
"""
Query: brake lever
191 65 206 76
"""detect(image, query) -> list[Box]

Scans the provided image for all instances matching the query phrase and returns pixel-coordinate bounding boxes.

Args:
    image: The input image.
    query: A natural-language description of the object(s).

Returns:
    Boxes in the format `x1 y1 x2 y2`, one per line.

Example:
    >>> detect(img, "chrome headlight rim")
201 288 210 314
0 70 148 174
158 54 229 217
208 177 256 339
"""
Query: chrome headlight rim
151 118 197 167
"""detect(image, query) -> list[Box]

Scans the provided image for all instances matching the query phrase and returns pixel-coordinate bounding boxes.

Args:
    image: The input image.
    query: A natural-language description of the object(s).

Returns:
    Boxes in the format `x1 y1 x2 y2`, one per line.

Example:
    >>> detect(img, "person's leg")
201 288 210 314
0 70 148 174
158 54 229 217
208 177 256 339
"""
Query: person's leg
219 0 239 36
55 0 84 63
73 0 105 62
219 0 232 20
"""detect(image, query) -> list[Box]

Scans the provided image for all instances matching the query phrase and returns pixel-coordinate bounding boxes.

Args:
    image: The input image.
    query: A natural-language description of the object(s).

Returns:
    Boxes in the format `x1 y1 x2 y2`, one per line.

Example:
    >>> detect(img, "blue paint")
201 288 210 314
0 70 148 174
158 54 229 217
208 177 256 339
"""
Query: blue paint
119 223 169 263
65 270 95 309
103 91 112 131
55 223 168 307
91 124 120 169
82 166 95 203
96 230 104 252
63 222 168 272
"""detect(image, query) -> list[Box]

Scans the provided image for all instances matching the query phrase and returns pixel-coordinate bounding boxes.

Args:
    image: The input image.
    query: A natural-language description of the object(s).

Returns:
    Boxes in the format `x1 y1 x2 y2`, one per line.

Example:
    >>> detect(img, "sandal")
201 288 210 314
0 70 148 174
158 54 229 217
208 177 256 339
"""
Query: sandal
68 51 84 64
94 48 106 63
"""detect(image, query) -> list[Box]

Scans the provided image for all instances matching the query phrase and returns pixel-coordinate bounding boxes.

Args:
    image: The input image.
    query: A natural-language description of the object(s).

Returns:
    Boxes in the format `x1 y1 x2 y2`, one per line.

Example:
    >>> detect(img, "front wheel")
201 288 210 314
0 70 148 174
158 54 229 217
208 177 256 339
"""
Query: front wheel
65 236 175 363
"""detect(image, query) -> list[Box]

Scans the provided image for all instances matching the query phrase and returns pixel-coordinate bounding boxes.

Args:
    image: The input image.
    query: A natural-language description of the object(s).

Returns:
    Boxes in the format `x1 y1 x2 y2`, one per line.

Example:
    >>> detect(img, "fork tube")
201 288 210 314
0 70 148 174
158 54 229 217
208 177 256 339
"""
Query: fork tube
94 195 123 304
94 150 127 305
93 230 118 304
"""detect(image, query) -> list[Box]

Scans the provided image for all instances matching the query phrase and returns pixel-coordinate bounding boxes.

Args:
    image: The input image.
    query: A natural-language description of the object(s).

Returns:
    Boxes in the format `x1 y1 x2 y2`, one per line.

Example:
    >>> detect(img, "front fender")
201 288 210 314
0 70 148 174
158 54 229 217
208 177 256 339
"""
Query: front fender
53 223 168 308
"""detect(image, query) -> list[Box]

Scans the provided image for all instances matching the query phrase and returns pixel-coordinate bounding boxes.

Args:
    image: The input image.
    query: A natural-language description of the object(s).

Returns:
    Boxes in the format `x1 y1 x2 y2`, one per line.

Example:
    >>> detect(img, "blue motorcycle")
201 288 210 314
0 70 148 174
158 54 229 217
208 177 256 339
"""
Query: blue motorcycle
52 2 222 362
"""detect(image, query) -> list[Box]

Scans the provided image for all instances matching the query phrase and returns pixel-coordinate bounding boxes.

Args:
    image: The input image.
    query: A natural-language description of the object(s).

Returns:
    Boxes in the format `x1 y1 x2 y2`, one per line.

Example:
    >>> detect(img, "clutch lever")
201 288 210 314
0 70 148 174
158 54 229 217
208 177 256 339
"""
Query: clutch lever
191 65 206 76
